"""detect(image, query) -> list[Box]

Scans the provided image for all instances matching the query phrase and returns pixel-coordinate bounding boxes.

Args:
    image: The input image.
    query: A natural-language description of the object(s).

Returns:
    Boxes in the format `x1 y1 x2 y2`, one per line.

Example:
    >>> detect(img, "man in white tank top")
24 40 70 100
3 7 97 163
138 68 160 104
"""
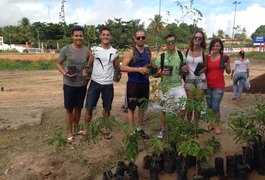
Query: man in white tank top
83 27 120 140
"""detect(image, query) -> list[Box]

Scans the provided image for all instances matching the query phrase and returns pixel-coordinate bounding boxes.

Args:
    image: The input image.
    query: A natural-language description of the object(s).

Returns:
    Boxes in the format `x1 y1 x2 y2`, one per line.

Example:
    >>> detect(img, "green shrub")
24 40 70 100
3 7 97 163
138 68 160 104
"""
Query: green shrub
0 59 56 70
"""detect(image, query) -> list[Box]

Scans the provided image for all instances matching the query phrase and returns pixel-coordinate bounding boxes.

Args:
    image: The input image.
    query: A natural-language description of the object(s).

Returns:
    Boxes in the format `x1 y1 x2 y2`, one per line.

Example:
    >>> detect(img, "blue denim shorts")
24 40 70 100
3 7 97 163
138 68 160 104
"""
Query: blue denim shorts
85 80 114 111
206 88 224 112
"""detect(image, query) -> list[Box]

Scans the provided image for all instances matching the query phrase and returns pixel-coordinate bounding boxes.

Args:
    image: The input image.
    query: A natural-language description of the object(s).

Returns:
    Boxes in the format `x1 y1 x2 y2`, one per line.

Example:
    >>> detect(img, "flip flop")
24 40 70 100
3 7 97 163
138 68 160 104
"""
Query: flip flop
67 136 74 143
103 132 112 140
215 127 222 134
79 131 87 141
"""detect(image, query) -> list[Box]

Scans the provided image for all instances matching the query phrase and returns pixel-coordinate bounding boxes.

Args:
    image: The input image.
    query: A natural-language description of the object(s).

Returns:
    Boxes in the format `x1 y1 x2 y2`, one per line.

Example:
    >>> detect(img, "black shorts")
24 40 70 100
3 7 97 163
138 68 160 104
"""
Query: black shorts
63 84 87 110
126 81 149 111
85 80 114 111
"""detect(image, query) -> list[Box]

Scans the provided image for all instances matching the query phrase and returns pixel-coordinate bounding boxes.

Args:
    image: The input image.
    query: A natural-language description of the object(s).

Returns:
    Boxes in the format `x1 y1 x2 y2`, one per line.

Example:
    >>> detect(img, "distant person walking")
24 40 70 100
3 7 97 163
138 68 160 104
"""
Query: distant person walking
231 50 250 101
206 38 231 134
55 25 90 143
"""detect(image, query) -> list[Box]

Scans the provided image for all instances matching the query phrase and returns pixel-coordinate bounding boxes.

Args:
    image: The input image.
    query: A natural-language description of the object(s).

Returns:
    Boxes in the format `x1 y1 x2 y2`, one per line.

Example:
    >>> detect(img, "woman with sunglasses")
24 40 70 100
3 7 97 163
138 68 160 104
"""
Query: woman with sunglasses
231 50 250 101
206 38 231 134
184 30 208 122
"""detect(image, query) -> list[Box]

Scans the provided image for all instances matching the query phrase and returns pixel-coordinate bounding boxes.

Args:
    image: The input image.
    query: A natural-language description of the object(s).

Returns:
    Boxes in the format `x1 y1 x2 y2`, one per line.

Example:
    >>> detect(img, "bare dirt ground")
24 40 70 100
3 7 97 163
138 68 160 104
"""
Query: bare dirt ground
0 59 265 180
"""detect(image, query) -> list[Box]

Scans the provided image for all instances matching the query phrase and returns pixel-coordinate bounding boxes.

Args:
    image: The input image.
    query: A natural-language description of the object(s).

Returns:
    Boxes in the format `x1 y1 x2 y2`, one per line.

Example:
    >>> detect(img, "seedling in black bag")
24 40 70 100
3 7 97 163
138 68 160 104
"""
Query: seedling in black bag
219 56 229 68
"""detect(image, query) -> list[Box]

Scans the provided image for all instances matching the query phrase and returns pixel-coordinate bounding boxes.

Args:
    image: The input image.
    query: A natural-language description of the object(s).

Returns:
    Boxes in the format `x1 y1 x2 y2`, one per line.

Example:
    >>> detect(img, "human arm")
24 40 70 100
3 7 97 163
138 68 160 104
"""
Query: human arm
82 50 94 77
55 58 75 77
199 52 209 74
120 49 150 74
231 70 235 79
113 55 122 82
247 68 249 78
225 60 231 74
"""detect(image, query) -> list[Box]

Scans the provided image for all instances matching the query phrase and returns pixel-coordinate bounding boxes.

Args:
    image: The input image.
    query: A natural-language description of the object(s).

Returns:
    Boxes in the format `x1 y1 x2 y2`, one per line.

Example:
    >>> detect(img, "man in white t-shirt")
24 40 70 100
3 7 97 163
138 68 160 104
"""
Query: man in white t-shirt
83 27 120 139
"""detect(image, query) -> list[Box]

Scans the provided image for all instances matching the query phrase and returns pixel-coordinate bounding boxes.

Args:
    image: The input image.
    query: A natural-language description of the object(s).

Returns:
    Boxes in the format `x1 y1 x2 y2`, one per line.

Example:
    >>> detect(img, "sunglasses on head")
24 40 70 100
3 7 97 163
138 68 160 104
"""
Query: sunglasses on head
136 36 146 40
165 40 176 44
193 36 203 41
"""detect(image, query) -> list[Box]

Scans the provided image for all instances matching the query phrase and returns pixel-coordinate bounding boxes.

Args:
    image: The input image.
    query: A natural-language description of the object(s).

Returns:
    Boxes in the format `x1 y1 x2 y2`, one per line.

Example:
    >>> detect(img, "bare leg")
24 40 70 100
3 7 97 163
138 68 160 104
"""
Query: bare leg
185 90 192 121
128 109 135 132
137 108 145 129
159 111 166 130
103 110 111 133
83 109 93 134
66 109 74 138
73 107 82 134
194 111 201 122
215 112 222 134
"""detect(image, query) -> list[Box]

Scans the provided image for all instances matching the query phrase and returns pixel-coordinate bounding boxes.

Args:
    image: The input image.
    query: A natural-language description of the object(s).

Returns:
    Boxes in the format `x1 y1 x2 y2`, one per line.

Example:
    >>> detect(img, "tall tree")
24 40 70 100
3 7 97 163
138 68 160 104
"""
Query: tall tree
18 17 31 44
148 14 165 47
251 25 265 40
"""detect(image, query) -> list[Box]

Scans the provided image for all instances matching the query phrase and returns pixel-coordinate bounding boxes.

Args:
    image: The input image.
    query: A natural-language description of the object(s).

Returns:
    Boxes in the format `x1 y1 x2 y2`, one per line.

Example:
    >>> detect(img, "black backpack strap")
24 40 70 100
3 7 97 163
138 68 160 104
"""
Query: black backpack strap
145 48 151 64
177 50 186 81
185 49 189 58
160 53 165 70
177 50 183 63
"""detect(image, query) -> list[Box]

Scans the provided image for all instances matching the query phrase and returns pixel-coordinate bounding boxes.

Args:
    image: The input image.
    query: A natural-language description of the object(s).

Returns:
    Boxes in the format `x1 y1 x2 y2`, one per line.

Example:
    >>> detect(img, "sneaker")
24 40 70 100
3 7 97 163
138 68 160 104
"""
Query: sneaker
157 129 166 139
136 129 150 140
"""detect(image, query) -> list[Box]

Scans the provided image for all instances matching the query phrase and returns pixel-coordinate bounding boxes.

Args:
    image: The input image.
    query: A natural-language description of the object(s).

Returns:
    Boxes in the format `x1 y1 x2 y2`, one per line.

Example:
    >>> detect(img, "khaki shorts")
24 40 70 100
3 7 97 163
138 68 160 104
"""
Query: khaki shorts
184 79 207 91
159 86 187 112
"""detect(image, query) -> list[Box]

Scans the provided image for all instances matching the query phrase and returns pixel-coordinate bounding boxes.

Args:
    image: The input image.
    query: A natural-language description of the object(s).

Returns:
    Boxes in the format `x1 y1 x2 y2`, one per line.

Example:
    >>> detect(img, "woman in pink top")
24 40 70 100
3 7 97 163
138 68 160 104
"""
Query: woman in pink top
206 38 231 134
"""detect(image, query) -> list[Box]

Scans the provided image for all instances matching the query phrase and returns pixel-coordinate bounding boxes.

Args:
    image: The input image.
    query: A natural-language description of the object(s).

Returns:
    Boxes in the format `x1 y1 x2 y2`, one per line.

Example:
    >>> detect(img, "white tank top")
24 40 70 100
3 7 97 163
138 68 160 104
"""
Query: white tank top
186 53 206 80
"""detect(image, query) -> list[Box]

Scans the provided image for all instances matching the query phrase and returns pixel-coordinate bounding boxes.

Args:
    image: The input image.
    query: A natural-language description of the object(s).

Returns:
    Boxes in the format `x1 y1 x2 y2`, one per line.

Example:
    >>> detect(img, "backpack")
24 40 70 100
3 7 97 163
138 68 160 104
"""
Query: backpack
160 50 186 80
130 46 151 65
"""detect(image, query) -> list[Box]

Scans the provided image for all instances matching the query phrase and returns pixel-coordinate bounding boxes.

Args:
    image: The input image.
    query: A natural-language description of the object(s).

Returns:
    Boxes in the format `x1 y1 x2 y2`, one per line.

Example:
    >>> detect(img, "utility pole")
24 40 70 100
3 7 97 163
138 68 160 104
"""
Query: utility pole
36 29 40 51
59 0 66 24
232 1 241 40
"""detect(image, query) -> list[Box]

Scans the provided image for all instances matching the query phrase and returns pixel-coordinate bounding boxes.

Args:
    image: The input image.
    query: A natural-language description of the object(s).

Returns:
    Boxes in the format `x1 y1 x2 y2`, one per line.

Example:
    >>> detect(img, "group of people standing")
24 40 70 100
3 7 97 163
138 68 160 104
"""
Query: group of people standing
56 25 249 142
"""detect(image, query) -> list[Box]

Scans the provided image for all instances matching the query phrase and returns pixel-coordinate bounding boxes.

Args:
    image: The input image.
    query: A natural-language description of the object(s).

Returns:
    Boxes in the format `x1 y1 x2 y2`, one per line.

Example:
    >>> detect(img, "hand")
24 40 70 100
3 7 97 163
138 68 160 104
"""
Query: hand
138 67 150 75
199 67 207 74
82 69 88 77
64 71 76 77
181 64 189 73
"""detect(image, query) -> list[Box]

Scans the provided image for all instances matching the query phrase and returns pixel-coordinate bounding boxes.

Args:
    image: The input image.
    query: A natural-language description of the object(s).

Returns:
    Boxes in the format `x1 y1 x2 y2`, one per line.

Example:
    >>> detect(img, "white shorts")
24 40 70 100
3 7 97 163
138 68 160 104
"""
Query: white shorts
159 86 187 112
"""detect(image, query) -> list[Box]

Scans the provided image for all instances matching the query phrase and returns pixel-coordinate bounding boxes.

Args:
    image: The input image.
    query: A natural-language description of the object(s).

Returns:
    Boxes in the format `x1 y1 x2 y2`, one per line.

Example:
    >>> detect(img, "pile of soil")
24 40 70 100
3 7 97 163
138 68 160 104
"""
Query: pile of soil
225 73 265 94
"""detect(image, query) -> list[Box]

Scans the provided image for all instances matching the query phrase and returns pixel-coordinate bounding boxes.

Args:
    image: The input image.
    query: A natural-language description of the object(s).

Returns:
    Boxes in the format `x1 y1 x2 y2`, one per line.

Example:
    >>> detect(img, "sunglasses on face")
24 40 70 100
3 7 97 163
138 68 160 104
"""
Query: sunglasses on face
165 40 176 44
136 36 146 40
193 36 203 41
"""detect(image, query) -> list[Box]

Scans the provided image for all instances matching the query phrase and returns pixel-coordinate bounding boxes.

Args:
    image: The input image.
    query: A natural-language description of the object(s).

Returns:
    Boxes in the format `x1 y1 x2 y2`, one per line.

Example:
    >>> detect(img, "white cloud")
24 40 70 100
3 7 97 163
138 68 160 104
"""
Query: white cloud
0 1 264 38
199 4 265 37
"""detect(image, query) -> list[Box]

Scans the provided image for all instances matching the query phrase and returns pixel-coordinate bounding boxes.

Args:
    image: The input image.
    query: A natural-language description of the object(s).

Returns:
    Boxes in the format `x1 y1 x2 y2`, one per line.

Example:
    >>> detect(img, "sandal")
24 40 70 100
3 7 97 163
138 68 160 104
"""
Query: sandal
215 127 222 134
79 131 87 141
67 136 74 143
103 132 112 140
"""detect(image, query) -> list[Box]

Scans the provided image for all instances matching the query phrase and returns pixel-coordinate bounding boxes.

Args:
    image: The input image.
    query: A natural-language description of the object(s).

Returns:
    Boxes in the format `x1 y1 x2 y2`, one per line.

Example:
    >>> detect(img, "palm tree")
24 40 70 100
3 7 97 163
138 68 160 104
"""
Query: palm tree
18 17 31 44
148 14 165 47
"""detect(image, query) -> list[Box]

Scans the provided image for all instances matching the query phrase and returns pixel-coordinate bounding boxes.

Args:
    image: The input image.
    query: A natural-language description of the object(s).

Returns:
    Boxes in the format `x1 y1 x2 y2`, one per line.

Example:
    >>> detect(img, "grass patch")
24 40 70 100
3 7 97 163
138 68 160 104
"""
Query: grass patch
0 59 57 70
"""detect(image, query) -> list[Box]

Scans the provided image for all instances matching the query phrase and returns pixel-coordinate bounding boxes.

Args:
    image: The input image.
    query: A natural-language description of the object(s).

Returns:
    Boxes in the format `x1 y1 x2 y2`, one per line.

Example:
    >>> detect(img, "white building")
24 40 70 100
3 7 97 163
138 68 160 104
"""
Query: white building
0 36 26 53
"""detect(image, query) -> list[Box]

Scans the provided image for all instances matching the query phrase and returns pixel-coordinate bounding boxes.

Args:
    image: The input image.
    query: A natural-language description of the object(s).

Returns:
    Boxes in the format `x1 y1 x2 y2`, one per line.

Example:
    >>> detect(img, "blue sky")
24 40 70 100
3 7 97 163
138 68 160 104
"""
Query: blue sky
0 0 265 38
